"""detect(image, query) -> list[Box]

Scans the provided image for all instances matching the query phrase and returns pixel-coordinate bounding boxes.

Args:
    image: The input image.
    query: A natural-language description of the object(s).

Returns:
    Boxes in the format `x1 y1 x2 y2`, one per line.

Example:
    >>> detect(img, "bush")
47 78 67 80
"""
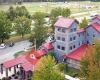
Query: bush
58 63 68 72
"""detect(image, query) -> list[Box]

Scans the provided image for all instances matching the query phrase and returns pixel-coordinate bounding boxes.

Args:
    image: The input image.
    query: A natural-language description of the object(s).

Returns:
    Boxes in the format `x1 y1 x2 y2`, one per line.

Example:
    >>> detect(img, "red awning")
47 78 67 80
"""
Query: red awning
64 45 89 61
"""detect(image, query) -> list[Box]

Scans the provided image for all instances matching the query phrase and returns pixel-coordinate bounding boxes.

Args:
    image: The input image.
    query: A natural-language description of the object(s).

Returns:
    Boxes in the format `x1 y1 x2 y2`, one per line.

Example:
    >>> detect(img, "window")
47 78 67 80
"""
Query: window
69 46 72 50
58 28 61 31
93 34 95 37
79 34 80 37
62 37 65 41
87 33 89 36
73 45 75 48
57 36 60 40
70 37 72 41
70 29 73 32
62 28 66 33
74 28 76 31
73 36 76 40
79 42 80 46
57 45 60 49
62 46 65 51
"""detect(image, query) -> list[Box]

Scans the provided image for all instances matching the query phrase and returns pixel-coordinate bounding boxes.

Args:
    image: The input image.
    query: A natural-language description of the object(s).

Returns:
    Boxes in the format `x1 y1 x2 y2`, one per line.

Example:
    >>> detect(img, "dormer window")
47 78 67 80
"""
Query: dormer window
30 54 36 59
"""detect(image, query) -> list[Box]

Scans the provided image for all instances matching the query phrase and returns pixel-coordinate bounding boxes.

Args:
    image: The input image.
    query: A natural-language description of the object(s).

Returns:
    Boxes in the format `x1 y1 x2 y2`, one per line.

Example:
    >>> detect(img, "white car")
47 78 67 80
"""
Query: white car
0 43 6 49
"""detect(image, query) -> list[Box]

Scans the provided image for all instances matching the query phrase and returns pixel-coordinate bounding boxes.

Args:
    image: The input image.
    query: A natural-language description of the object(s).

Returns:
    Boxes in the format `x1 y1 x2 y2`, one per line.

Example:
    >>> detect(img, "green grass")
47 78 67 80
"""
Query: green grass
5 34 31 43
65 67 80 77
14 51 25 58
0 1 100 15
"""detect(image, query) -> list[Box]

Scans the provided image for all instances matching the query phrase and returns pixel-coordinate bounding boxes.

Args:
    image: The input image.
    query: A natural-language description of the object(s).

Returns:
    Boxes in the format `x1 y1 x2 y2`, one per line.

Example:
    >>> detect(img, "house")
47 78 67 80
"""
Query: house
0 42 54 79
54 15 100 69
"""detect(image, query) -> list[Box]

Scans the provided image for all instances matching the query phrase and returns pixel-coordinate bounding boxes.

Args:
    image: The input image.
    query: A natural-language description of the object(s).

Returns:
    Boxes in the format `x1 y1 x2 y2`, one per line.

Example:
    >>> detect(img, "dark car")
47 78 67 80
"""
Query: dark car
9 42 14 47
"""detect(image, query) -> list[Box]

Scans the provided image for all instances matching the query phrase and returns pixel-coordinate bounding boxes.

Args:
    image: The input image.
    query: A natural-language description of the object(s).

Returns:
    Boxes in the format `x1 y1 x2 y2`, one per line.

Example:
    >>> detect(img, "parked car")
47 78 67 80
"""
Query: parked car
9 42 14 47
0 43 6 49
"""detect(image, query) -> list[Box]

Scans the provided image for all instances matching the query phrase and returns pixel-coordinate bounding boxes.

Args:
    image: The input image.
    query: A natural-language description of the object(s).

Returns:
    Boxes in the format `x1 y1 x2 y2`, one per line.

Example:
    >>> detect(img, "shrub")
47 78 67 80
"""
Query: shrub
58 63 68 72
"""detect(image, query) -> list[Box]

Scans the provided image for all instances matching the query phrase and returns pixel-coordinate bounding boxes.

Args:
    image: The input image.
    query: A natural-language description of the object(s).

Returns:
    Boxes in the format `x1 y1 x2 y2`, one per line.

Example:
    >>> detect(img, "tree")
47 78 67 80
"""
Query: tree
33 55 65 80
50 7 71 31
30 12 48 48
15 6 30 18
80 17 88 28
14 16 31 38
80 42 100 80
0 11 12 43
62 8 71 17
6 6 16 21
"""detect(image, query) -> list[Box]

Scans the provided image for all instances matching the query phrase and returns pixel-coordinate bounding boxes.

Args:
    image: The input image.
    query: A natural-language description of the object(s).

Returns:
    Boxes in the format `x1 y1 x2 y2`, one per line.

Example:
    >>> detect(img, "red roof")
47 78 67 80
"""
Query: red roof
92 15 100 20
4 55 27 68
36 49 47 57
22 62 33 71
43 42 54 50
25 51 39 65
54 17 78 28
91 23 100 32
64 44 89 61
77 28 85 33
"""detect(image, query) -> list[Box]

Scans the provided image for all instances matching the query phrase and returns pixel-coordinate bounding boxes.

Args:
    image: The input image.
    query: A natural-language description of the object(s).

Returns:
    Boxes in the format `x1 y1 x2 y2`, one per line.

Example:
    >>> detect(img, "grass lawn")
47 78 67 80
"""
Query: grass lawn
14 51 25 58
5 34 31 43
0 1 100 15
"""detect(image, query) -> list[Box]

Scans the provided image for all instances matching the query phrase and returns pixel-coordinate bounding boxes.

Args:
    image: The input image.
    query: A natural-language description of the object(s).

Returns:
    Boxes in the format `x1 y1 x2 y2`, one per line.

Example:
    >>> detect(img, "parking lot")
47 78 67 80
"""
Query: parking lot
0 40 32 63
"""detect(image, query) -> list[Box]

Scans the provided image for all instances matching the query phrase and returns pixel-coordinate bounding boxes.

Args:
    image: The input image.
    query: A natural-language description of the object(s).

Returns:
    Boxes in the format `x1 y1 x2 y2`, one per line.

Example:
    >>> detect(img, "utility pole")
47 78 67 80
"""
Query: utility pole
34 38 36 50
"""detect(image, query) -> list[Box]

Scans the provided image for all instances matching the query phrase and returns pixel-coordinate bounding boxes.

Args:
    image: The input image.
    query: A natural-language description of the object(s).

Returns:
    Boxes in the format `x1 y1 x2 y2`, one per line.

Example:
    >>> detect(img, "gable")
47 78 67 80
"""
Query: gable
54 17 79 28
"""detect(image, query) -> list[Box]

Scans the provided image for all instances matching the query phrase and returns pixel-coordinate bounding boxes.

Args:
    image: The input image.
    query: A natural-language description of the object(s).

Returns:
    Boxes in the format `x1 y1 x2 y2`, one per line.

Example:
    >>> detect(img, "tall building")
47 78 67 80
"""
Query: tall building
54 15 100 69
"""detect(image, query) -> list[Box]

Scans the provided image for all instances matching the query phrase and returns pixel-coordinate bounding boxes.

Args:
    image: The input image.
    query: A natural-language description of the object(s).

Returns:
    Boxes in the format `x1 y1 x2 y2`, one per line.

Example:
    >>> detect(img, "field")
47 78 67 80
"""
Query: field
0 1 100 15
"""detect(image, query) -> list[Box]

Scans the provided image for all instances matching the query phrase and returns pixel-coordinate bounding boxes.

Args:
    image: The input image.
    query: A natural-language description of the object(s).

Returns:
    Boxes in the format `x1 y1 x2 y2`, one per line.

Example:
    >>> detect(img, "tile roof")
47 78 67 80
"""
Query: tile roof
54 17 78 28
3 55 27 68
21 62 34 71
43 42 54 50
91 23 100 32
93 15 100 20
64 44 89 61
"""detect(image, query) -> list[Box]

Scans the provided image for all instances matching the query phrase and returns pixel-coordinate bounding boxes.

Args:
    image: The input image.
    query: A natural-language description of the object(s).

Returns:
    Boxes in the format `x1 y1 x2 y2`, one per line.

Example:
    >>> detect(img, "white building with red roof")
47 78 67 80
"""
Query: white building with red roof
54 15 100 69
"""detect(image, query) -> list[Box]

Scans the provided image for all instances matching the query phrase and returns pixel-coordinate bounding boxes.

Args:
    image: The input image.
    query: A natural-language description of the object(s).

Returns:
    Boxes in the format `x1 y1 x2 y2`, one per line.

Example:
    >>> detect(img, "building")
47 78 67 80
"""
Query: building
0 42 54 79
54 15 100 69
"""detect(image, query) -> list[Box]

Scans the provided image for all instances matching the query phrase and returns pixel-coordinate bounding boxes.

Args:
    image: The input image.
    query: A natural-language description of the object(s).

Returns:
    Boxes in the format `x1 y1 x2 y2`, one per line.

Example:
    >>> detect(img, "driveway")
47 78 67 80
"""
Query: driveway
0 40 32 63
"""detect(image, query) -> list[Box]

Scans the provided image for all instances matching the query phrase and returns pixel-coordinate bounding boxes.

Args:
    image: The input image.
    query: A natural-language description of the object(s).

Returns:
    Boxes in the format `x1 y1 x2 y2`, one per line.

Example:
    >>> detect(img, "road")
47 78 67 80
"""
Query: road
71 10 100 22
0 40 32 63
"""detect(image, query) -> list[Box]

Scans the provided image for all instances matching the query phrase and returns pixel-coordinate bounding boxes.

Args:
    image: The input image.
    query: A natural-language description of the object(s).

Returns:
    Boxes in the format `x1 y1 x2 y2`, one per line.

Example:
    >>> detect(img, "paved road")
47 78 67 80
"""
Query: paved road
0 40 32 63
